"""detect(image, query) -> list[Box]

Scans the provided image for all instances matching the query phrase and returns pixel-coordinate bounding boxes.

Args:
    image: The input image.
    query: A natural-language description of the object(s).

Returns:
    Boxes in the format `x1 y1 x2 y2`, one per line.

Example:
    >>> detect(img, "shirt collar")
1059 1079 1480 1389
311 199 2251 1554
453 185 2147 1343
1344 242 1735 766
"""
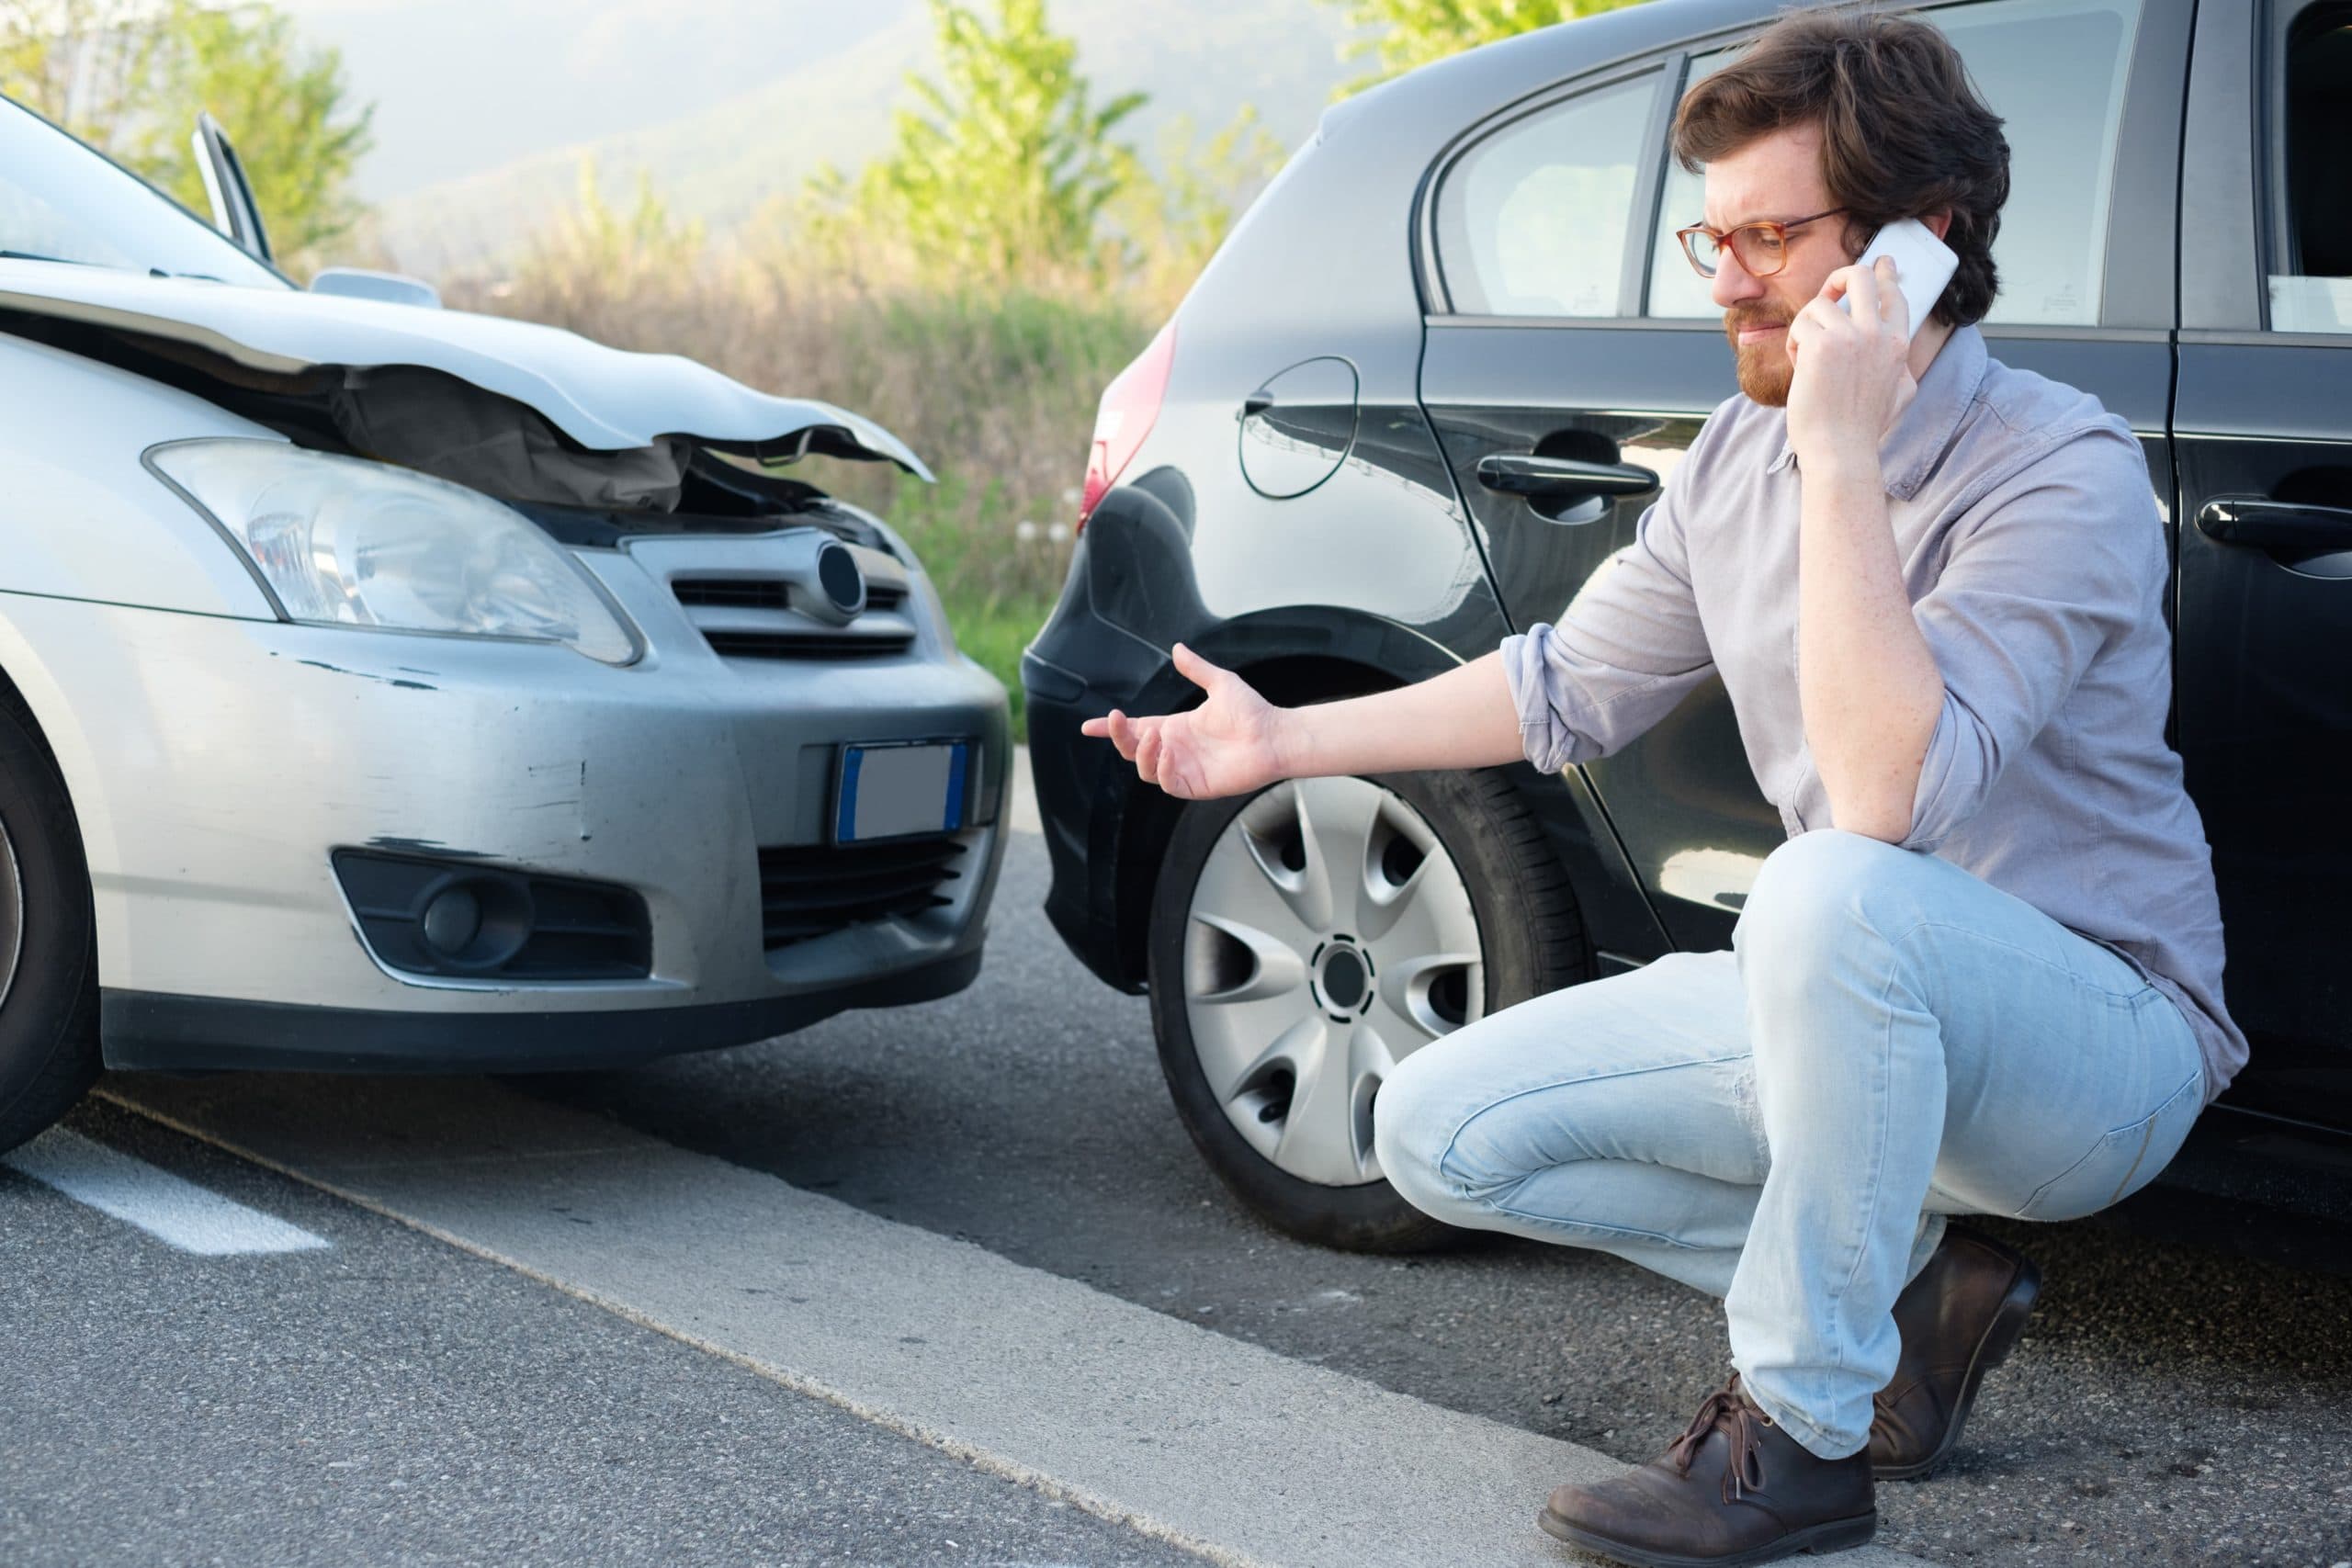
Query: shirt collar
1765 321 1988 500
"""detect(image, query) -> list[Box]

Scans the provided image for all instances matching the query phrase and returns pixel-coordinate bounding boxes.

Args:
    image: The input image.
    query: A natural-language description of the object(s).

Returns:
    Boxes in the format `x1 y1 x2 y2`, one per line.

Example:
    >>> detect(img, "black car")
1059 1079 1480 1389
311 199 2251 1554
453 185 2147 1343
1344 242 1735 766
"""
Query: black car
1022 0 2352 1252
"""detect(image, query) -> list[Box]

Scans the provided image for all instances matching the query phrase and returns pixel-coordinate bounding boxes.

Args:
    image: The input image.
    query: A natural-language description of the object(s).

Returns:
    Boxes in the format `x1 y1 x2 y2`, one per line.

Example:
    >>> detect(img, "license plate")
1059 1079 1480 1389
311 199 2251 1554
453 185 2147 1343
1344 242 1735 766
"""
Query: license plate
832 739 971 843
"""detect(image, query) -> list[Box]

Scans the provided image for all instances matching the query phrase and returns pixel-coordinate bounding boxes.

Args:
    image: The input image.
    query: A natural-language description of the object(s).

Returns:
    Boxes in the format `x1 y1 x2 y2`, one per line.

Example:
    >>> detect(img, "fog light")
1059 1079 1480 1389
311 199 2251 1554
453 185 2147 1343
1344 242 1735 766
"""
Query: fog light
333 851 649 980
421 885 483 955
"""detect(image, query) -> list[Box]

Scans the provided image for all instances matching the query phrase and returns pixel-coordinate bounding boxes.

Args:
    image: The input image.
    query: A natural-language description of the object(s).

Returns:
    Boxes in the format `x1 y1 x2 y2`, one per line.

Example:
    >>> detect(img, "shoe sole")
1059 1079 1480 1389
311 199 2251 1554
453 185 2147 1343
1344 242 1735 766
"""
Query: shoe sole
1537 1506 1877 1566
1872 1253 2043 1483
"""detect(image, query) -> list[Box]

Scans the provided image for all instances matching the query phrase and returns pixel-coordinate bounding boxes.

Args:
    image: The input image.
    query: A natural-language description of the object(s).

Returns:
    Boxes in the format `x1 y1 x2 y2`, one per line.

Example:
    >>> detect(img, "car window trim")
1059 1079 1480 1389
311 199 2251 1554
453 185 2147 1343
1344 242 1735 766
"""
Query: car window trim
2097 0 2193 328
1423 315 2173 346
1417 58 1670 318
2262 0 2296 284
1620 52 1687 316
2178 327 2352 349
2184 0 2262 329
2258 0 2346 322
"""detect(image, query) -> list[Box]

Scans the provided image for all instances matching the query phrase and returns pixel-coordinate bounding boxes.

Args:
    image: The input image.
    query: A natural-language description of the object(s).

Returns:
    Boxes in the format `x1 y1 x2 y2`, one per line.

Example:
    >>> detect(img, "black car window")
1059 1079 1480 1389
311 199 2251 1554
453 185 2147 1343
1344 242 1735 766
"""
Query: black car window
1432 72 1659 317
1645 0 2143 327
2268 1 2352 332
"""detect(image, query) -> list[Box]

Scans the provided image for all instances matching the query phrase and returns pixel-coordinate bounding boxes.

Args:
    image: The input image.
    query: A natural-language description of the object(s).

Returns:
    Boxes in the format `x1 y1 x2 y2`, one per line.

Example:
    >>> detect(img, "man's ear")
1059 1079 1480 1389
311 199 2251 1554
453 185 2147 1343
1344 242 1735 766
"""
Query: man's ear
1924 210 1954 242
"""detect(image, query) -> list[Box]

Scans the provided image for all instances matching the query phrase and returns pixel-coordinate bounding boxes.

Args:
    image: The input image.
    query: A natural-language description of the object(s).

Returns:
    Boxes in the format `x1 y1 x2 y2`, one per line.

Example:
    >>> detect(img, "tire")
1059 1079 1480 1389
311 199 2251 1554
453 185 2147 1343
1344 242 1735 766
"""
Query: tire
0 687 98 1156
1147 764 1589 1252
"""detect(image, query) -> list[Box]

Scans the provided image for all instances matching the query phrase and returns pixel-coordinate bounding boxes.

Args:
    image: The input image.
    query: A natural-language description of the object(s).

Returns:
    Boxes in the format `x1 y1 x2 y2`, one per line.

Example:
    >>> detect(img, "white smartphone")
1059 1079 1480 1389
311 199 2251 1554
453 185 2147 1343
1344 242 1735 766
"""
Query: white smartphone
1838 217 1959 340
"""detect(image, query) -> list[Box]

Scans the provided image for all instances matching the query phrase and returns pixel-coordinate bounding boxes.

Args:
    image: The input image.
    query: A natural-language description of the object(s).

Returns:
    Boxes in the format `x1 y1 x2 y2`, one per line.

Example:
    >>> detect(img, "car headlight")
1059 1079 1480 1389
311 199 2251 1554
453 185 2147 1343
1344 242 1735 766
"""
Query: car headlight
146 438 640 665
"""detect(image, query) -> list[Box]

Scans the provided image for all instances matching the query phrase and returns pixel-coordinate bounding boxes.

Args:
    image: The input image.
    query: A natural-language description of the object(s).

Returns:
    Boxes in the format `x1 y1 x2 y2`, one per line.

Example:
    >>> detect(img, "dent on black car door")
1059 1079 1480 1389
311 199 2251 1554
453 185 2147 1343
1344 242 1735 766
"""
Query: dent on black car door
2173 0 2352 1123
1419 0 2188 957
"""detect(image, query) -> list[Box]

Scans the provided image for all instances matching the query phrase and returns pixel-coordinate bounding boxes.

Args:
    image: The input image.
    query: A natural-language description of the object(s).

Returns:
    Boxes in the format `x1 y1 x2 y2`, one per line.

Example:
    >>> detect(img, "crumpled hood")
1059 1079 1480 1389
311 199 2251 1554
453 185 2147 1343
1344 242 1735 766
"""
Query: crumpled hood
0 260 932 481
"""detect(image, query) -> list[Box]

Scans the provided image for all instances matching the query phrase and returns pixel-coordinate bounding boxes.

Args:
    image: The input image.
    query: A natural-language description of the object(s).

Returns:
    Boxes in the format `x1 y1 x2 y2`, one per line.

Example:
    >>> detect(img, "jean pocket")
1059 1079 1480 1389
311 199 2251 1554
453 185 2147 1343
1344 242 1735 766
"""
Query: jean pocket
2014 1071 2205 1223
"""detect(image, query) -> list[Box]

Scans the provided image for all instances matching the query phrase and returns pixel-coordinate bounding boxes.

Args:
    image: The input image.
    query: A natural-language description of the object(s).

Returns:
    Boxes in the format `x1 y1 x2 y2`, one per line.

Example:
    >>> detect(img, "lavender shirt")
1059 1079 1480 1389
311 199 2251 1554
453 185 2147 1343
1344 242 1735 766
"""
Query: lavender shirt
1498 323 2247 1103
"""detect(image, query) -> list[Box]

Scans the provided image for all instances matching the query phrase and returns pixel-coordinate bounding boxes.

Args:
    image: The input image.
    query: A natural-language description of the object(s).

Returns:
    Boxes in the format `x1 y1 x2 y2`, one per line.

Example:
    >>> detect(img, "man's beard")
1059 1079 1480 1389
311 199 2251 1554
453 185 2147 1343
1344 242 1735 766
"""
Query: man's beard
1724 305 1795 407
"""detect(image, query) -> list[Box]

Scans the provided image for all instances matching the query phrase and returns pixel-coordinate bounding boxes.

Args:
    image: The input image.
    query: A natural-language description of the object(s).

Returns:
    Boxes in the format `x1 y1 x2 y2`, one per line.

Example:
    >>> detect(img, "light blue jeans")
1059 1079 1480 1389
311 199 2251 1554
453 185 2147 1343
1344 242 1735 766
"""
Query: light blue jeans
1373 829 2207 1461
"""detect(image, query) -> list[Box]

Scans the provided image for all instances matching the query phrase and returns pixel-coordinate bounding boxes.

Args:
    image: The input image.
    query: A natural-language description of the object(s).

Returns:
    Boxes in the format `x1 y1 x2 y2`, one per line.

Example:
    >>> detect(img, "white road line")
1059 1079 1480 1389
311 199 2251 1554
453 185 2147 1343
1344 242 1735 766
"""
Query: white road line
3 1126 329 1256
1010 741 1041 834
101 1077 1939 1568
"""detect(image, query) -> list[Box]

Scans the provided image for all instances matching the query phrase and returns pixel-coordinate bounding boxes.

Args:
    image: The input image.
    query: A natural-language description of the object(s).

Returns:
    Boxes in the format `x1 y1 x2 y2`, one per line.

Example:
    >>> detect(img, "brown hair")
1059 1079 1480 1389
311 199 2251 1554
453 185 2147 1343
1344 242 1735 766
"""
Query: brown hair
1671 5 2010 327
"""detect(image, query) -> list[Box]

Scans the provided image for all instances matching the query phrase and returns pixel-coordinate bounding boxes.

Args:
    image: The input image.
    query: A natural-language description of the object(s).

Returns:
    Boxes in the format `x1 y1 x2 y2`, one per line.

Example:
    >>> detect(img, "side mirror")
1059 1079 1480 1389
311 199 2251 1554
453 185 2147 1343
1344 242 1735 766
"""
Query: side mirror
309 267 443 309
191 111 271 263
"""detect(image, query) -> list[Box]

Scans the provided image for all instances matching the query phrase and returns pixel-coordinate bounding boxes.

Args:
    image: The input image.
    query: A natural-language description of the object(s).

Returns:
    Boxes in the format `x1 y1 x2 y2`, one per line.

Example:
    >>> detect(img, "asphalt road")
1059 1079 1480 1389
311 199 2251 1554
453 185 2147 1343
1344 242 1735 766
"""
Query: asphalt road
5 750 2349 1567
0 1099 1206 1568
512 755 2352 1568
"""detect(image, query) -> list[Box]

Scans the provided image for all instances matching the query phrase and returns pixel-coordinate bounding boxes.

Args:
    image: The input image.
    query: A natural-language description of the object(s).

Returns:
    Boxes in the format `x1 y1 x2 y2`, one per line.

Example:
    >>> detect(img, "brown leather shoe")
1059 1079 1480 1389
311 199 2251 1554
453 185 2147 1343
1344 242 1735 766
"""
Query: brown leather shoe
1538 1373 1876 1567
1869 1225 2041 1481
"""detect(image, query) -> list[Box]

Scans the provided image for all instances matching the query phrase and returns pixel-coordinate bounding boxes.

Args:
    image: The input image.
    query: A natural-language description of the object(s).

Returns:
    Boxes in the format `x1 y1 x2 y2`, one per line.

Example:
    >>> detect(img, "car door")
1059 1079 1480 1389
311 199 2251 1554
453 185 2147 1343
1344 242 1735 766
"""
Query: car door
1417 0 2191 955
2172 0 2352 1125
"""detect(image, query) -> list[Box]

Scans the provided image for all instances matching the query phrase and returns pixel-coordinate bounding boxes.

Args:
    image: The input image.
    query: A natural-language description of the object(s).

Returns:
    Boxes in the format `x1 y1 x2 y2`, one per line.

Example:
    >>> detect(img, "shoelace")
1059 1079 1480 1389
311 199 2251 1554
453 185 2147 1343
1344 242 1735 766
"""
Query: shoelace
1664 1372 1772 1506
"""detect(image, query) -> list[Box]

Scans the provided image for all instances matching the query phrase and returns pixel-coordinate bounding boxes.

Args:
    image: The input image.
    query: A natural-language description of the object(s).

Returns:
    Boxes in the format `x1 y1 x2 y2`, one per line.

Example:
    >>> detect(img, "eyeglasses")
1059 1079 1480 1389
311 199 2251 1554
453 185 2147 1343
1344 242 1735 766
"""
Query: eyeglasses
1675 206 1849 279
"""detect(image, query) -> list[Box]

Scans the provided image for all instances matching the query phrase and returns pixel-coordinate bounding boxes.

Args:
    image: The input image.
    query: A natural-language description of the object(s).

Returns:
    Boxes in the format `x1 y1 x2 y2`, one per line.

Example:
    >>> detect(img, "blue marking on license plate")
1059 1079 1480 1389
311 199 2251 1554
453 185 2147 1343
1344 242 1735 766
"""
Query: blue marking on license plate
944 743 967 830
835 748 865 841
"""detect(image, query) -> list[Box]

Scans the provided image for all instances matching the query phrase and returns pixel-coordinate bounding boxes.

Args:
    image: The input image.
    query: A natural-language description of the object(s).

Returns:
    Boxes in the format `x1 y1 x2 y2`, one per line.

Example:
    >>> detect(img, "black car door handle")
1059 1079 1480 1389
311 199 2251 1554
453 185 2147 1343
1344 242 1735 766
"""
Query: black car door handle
1476 452 1659 502
2195 497 2352 554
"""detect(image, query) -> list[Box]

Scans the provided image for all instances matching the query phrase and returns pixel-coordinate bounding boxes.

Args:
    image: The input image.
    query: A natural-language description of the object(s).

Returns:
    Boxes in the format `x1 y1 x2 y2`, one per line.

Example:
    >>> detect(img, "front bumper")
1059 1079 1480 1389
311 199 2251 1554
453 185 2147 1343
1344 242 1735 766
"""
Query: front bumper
0 578 1011 1072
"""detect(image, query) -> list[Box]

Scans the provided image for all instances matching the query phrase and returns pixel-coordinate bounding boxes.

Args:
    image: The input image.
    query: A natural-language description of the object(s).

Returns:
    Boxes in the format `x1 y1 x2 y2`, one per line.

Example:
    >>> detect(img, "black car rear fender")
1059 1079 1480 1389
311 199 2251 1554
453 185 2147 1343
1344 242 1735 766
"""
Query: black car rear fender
1041 481 1668 991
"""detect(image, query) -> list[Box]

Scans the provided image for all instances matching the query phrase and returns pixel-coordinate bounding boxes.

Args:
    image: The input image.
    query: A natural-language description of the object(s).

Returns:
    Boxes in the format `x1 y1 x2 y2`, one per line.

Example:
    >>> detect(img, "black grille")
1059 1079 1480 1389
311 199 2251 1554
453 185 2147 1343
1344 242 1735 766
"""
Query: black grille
673 578 907 611
673 577 913 660
674 579 789 610
707 629 911 660
758 836 967 949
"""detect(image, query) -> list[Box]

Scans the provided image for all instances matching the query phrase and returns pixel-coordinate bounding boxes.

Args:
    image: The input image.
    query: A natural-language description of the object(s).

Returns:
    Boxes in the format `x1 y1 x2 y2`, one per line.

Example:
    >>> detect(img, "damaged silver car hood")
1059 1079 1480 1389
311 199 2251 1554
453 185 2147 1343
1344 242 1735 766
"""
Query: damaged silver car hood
0 260 933 481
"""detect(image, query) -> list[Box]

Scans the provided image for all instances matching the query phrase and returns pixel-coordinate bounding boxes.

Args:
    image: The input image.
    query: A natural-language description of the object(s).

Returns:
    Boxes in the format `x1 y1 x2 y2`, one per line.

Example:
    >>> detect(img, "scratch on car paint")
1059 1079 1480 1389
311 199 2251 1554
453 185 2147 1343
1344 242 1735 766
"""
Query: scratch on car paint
519 759 592 841
295 659 438 691
365 836 492 859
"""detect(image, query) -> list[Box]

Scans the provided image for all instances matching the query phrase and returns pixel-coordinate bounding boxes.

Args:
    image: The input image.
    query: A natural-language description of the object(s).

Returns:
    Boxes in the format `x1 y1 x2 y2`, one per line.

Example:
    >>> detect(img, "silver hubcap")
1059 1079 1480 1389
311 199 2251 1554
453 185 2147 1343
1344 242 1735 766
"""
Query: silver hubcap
1182 777 1485 1188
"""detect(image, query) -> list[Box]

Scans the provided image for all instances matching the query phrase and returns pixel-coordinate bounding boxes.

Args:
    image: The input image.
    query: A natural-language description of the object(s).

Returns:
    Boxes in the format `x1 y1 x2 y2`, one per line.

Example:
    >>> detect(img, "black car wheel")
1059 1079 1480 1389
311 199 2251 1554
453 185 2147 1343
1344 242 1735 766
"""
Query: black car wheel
1147 764 1589 1251
0 689 98 1155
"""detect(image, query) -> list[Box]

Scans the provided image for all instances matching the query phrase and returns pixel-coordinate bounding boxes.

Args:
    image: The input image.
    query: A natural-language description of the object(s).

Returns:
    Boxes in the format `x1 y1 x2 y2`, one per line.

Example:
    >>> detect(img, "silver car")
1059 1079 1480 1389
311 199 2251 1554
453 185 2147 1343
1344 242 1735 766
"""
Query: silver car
0 97 1012 1151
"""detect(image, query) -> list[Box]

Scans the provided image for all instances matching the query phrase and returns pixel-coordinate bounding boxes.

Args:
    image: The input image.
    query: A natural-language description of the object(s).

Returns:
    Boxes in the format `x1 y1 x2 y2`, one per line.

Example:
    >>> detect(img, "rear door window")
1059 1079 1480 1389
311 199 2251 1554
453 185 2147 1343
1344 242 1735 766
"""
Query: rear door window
2267 2 2352 332
1432 73 1660 317
1645 0 2143 326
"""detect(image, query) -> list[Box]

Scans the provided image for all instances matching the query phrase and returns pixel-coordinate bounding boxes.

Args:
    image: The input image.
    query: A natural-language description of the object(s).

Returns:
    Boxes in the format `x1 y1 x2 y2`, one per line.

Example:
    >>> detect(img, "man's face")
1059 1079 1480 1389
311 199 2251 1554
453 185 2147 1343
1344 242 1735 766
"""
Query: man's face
1699 123 1860 406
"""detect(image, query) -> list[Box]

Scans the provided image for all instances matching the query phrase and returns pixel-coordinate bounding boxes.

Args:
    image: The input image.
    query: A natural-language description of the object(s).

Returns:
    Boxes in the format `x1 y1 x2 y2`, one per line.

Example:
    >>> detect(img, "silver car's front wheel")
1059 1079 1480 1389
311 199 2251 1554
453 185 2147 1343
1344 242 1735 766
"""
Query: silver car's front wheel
0 685 98 1156
1182 776 1485 1188
1148 763 1589 1252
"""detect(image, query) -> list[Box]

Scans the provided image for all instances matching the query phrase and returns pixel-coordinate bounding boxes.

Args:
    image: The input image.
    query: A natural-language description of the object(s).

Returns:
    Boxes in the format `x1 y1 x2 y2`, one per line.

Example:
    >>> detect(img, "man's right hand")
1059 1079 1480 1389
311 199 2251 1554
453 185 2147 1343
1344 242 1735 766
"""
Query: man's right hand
1079 642 1289 800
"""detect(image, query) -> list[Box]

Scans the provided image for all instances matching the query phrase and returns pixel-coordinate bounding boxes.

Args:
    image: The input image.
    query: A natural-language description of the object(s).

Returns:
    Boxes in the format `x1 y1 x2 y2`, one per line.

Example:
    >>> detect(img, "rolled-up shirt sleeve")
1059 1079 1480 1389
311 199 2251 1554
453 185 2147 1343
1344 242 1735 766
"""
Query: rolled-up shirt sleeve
1498 466 1715 774
1898 421 2156 853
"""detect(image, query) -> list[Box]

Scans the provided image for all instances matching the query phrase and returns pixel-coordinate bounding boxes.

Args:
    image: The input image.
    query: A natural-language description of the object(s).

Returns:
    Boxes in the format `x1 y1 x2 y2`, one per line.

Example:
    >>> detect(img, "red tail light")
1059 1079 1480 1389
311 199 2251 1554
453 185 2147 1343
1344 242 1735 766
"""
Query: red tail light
1078 319 1177 533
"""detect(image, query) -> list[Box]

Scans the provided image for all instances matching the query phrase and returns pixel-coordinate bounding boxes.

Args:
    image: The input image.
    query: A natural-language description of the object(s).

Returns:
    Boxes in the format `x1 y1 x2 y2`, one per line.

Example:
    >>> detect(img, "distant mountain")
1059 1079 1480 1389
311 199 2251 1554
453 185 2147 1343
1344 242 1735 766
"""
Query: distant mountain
277 0 920 201
350 0 1361 276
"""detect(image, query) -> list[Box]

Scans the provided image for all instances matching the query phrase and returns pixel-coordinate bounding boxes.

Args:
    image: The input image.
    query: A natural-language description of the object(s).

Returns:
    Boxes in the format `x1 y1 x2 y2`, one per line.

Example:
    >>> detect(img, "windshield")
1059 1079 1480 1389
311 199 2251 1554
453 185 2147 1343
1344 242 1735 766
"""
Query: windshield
0 95 286 288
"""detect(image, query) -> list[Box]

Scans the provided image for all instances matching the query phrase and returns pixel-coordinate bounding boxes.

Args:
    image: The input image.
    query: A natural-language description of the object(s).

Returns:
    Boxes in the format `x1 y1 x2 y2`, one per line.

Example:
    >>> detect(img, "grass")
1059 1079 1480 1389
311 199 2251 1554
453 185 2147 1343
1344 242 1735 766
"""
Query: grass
943 592 1057 743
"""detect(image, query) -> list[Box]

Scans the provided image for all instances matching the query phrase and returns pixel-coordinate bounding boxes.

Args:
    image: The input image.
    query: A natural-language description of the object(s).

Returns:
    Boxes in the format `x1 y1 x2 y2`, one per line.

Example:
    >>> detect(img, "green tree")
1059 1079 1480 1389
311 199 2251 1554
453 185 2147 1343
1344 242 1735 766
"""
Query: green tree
798 0 1147 288
1114 104 1287 309
0 0 372 254
1320 0 1648 92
